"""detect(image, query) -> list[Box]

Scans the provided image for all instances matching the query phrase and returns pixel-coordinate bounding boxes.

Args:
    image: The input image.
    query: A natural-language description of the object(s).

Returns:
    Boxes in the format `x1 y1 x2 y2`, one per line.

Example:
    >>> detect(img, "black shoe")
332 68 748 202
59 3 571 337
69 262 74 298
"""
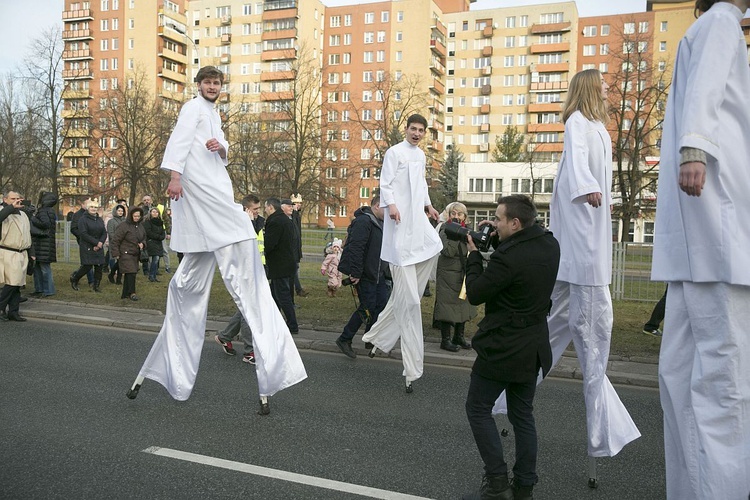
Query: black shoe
130 294 139 301
289 328 299 335
29 292 44 298
364 341 374 350
296 289 309 297
258 399 270 416
108 274 115 284
335 338 357 359
7 313 27 322
0 313 8 322
440 339 460 352
18 296 28 303
405 382 413 394
462 474 513 500
70 275 79 291
511 479 534 500
453 335 472 349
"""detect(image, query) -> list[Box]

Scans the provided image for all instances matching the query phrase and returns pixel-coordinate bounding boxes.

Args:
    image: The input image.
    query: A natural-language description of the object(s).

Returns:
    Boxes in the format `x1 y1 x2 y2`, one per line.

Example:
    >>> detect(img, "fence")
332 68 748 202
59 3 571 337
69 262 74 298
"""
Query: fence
55 222 662 302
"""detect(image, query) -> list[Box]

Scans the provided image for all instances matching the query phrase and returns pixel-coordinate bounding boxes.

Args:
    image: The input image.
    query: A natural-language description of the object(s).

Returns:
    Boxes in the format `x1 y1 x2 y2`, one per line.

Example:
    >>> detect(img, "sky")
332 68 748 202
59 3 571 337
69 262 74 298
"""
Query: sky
0 0 648 74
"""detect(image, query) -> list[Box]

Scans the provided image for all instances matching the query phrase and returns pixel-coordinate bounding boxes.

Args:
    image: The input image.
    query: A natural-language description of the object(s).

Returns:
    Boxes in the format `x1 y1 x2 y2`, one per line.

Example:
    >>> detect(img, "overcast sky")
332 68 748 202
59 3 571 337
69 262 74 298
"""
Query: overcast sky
0 0 648 74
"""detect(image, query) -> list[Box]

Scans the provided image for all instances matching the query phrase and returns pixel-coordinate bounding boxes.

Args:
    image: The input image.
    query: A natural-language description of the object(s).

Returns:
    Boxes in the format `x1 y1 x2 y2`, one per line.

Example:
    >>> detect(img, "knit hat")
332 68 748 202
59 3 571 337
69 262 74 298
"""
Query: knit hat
332 238 343 249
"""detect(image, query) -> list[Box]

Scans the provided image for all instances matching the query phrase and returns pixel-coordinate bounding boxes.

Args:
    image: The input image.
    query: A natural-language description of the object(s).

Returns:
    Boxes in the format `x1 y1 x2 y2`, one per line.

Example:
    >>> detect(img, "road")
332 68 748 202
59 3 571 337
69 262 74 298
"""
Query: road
1 319 665 499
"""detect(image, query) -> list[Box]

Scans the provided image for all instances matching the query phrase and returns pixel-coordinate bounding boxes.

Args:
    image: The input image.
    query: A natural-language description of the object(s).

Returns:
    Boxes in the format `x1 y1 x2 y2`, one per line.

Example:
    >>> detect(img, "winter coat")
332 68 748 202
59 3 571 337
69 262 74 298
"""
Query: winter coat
465 224 560 383
77 213 107 266
70 207 86 244
107 206 126 246
291 209 302 261
30 192 58 264
143 216 165 257
338 206 386 284
321 251 342 288
264 210 297 279
433 224 476 324
111 220 146 274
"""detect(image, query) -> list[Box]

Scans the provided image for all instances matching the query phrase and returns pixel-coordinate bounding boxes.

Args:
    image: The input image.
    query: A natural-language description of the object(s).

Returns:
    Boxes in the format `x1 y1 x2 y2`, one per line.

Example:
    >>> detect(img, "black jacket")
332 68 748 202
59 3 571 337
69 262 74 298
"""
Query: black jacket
338 206 385 283
291 209 302 261
77 212 107 266
31 192 58 263
143 216 165 257
70 207 87 243
264 210 297 279
465 224 560 383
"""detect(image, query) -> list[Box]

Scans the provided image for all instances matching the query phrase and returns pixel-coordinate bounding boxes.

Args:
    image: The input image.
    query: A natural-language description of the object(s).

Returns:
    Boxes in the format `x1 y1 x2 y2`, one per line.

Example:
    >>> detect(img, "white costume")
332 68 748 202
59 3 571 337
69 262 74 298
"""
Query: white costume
362 140 442 384
653 3 750 498
136 95 307 400
494 111 641 457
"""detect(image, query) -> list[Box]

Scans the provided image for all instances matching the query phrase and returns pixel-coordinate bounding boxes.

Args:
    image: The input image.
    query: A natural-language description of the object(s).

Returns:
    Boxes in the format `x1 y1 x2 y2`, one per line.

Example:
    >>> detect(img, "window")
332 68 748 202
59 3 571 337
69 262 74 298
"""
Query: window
504 75 514 87
101 19 109 31
396 31 402 42
600 43 609 55
363 51 373 63
329 34 340 46
360 148 371 160
624 22 635 34
340 129 349 140
539 12 563 24
658 60 666 71
339 206 347 218
344 14 351 26
325 205 335 217
101 39 109 50
583 25 596 37
504 55 514 67
364 12 374 24
362 109 372 120
381 11 389 22
364 32 374 44
601 24 610 36
638 41 648 53
343 33 351 45
361 168 370 179
660 21 668 32
360 187 370 198
505 36 515 48
397 11 403 22
329 54 340 65
505 16 515 28
518 74 527 86
503 95 513 106
395 51 401 62
377 31 386 43
502 114 512 125
659 41 666 52
342 72 351 83
330 16 340 28
599 62 608 73
583 45 595 56
362 90 372 102
519 15 528 27
343 53 351 64
639 21 649 33
363 70 372 82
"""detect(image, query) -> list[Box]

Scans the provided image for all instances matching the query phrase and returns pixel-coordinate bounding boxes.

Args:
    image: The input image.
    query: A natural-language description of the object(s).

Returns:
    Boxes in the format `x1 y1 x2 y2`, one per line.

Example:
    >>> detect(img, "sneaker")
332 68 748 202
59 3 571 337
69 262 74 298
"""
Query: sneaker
336 338 357 359
214 335 236 355
642 328 662 337
297 289 309 297
242 352 256 365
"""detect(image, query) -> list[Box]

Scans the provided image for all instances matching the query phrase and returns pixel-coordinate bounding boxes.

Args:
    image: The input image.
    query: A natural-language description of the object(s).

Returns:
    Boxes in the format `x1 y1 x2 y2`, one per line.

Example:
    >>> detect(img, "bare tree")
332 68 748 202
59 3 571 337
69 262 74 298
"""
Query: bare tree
90 67 176 206
606 19 670 241
0 78 40 195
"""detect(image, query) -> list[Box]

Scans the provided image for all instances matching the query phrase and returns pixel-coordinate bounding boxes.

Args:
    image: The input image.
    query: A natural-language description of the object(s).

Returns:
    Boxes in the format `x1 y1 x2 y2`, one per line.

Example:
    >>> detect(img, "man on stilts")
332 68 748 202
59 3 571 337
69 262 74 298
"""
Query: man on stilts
362 114 442 393
126 66 306 414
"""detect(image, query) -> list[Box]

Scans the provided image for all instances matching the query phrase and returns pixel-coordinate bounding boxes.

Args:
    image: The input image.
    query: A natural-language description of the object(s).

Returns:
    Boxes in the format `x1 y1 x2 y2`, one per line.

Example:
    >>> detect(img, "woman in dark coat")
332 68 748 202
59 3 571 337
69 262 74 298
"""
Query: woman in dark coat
111 207 146 301
434 202 476 352
30 191 58 297
70 200 107 292
142 207 165 282
106 204 127 284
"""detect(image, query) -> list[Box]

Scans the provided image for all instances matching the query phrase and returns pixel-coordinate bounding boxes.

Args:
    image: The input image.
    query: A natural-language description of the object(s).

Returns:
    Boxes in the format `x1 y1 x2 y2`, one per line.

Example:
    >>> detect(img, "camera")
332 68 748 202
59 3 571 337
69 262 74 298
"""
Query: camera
443 221 493 252
342 277 355 286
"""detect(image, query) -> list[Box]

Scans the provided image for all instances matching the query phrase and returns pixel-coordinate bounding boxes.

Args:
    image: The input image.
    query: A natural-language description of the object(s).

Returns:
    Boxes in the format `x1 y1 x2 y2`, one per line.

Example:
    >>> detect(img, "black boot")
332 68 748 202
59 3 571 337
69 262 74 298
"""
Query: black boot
93 280 102 293
108 271 115 284
511 479 534 500
70 273 80 291
440 322 460 352
452 322 472 349
462 474 513 500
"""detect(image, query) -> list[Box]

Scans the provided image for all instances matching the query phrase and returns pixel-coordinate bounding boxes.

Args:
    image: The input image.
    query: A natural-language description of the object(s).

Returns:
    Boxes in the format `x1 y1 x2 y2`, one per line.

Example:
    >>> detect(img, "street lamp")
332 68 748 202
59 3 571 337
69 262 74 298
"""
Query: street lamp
166 23 200 70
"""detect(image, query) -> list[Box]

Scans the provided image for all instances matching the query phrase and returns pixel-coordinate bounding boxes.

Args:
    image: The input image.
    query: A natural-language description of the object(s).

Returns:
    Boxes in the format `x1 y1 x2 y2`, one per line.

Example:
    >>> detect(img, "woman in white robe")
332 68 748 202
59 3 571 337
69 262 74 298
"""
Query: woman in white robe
653 1 750 498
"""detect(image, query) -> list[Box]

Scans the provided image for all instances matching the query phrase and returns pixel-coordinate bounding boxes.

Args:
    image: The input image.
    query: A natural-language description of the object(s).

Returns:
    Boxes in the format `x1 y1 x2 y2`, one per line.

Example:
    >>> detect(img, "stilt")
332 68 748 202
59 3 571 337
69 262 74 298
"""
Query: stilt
405 378 413 393
258 396 270 416
368 346 377 358
126 375 144 399
587 456 598 489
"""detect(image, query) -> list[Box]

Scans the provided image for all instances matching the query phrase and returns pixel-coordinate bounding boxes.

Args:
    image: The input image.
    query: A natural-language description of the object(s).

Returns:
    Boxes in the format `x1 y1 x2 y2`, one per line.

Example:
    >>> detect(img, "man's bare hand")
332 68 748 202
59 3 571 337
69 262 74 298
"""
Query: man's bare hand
466 234 477 253
350 277 360 285
426 205 439 221
388 204 401 224
586 192 602 208
206 138 226 159
167 177 183 201
679 161 706 197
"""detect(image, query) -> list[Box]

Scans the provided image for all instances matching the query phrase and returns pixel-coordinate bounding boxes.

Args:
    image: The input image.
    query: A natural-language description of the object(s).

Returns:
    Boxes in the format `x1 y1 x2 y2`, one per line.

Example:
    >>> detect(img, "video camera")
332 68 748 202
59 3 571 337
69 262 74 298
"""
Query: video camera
342 277 355 287
443 221 493 252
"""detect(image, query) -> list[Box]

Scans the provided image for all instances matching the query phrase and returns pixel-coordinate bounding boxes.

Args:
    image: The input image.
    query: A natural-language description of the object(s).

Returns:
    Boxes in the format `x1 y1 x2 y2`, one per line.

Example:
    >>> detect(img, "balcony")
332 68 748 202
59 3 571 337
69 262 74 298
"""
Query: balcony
430 59 446 76
428 119 443 132
530 21 572 34
263 7 298 22
219 93 230 103
62 9 93 21
62 89 91 99
528 102 563 113
535 62 569 73
261 91 294 101
61 109 90 119
62 147 91 157
431 19 447 38
430 39 446 58
530 81 568 92
429 98 444 113
64 128 90 138
480 104 491 114
221 15 232 25
220 33 232 44
534 142 564 153
59 186 89 196
479 143 489 152
261 70 295 81
429 78 445 94
481 84 491 95
482 26 494 38
530 42 570 54
220 54 231 64
482 46 493 57
158 25 185 44
62 68 93 79
62 49 93 60
482 66 492 76
62 29 93 41
158 89 186 102
261 48 296 61
527 123 564 133
427 140 444 152
262 28 297 41
160 47 187 65
480 123 490 132
158 67 186 82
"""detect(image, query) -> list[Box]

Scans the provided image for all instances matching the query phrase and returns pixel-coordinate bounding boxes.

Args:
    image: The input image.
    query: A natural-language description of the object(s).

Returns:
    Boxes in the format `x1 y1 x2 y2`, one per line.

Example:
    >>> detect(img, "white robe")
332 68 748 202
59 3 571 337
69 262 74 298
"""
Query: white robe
379 140 442 267
653 4 750 499
161 96 255 252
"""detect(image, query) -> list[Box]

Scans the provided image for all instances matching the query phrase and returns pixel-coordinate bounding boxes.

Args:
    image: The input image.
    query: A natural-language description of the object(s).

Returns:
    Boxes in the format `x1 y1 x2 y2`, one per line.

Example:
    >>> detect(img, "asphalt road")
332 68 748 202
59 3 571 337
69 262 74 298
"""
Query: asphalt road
0 319 665 499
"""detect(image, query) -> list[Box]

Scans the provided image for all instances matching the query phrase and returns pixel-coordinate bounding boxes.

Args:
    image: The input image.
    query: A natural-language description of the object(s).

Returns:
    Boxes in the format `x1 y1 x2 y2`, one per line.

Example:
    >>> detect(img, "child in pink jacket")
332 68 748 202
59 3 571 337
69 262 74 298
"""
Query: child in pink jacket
321 238 343 297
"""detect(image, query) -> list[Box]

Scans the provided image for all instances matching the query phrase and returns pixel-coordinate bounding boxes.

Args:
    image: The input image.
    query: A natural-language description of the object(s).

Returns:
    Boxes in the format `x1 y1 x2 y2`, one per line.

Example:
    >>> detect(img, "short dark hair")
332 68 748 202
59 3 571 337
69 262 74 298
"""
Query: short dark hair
695 0 719 15
497 194 537 228
241 194 260 209
128 206 144 223
407 114 428 129
370 195 380 206
265 197 281 212
195 65 224 84
116 198 127 205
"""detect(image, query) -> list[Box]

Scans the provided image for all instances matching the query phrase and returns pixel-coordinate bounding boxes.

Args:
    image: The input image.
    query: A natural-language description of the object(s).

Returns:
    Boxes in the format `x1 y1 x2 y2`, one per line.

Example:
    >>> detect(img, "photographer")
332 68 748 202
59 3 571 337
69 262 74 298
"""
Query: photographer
462 195 559 500
334 195 390 359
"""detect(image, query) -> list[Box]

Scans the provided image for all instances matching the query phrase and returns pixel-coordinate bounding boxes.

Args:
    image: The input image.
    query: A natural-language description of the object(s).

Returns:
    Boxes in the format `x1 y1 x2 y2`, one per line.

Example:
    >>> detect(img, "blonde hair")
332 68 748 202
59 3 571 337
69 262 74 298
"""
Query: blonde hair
449 202 468 218
562 69 609 124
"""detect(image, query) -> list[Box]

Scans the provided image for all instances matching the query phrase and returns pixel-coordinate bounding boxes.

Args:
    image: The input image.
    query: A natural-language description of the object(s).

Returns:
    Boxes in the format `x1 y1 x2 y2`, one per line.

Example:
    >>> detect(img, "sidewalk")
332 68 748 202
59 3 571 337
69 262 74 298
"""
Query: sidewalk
19 297 659 388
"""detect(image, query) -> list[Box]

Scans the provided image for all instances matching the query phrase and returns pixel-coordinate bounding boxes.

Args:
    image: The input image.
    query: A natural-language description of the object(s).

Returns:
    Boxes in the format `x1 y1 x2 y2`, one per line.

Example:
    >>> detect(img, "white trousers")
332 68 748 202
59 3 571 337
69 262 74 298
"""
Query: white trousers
660 282 750 500
363 256 437 383
493 281 640 457
137 239 307 400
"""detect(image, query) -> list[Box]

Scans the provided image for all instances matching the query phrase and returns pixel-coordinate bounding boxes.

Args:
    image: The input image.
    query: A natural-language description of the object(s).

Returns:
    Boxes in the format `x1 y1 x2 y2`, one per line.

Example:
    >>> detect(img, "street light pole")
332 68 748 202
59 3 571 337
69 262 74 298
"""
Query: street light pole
166 23 200 70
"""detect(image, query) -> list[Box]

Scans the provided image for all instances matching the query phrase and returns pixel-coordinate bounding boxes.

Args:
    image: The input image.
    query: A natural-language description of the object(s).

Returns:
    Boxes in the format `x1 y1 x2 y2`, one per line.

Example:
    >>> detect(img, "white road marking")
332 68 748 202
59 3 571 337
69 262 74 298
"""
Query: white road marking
142 446 434 500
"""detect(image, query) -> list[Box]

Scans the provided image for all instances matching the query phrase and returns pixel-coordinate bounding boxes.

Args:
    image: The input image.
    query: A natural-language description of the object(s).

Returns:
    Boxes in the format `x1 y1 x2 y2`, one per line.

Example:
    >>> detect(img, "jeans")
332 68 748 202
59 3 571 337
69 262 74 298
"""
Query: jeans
466 372 539 486
149 255 161 280
162 239 171 270
270 276 298 331
217 310 254 355
339 279 390 342
33 262 56 296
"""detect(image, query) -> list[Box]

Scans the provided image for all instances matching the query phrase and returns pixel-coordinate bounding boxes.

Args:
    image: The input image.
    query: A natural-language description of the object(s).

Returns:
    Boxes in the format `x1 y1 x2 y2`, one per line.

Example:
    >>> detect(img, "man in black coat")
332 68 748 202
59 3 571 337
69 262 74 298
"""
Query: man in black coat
263 197 298 334
462 195 560 500
70 197 94 286
334 195 390 358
